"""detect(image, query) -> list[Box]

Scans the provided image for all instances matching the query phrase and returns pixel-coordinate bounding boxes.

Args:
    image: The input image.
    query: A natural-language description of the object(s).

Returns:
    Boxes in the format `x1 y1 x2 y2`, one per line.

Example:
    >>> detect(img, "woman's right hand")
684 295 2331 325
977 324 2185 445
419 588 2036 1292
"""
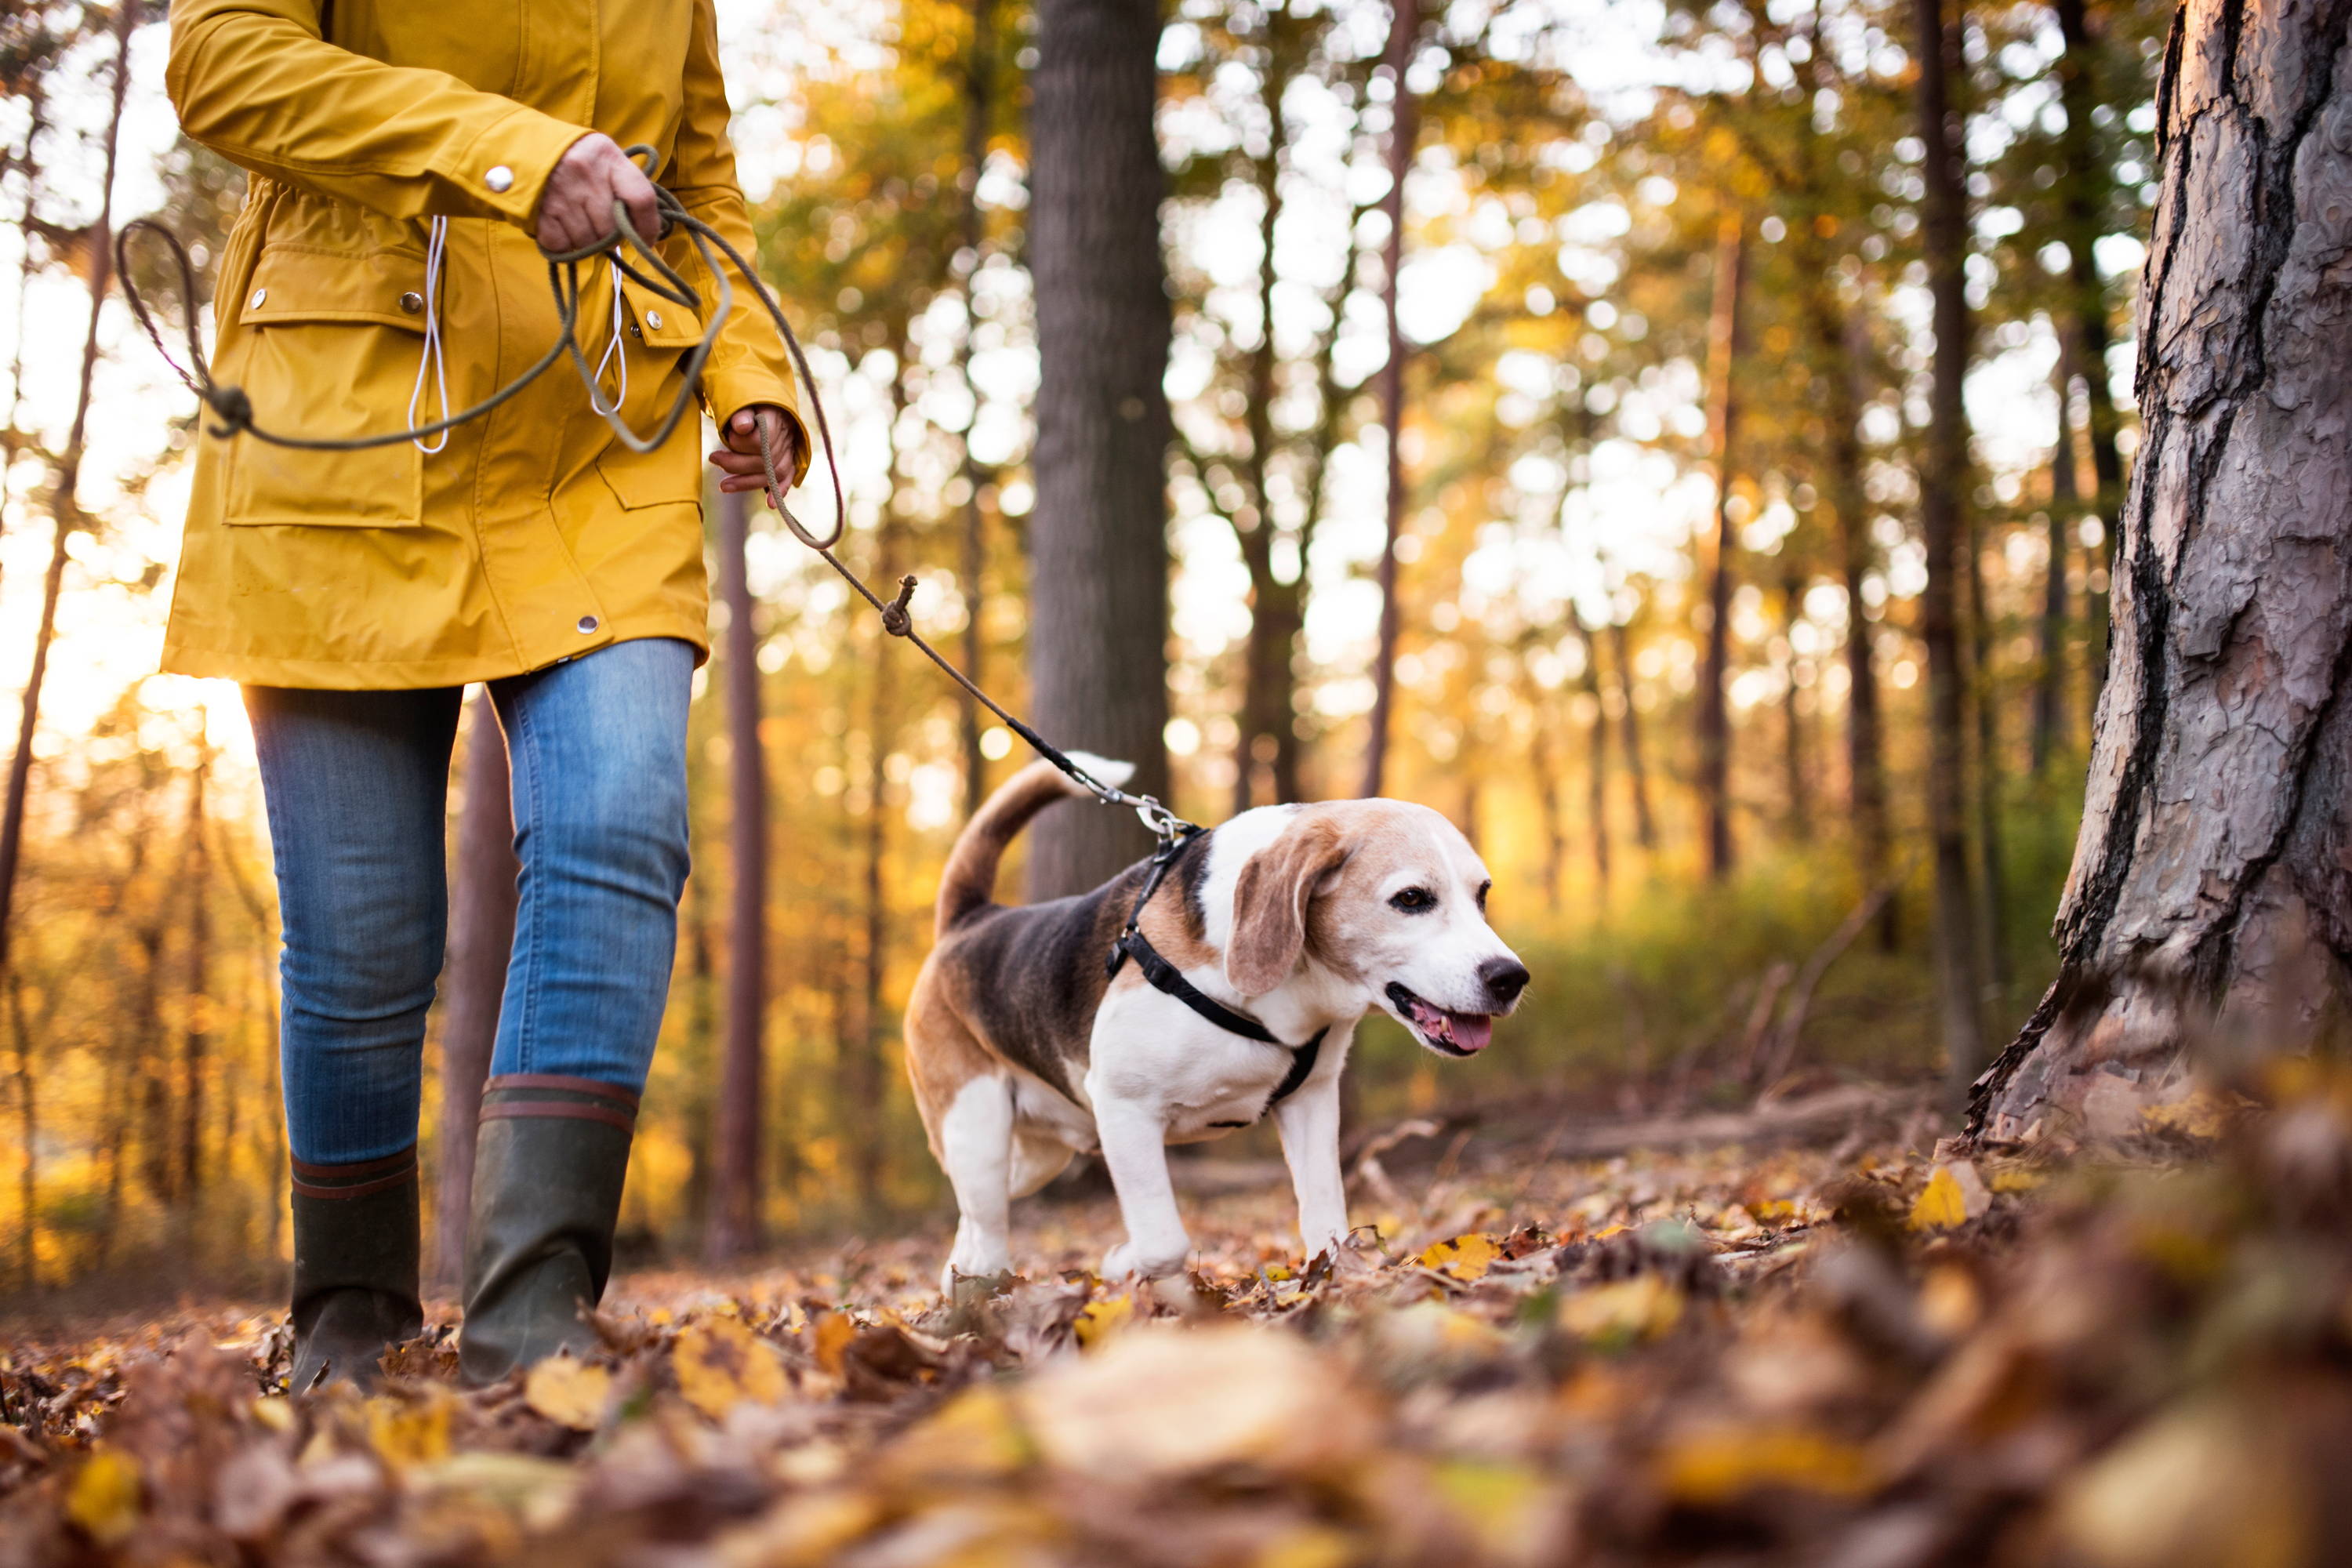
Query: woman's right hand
535 134 661 254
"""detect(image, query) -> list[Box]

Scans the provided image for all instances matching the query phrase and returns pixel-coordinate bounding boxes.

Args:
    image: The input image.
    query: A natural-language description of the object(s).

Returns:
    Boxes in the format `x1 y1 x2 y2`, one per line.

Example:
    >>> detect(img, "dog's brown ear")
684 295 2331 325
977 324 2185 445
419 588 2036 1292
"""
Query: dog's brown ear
1226 815 1346 996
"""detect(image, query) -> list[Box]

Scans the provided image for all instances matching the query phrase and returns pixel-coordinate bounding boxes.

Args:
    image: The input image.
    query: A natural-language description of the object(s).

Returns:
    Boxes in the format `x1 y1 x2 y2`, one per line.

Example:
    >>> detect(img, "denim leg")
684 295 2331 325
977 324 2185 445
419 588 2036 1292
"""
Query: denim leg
488 637 693 1091
245 684 463 1166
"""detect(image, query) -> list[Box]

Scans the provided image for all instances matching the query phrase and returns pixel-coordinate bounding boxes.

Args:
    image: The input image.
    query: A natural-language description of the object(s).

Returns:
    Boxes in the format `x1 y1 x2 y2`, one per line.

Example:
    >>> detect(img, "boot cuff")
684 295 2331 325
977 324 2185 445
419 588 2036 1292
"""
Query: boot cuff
290 1145 419 1200
480 1074 641 1134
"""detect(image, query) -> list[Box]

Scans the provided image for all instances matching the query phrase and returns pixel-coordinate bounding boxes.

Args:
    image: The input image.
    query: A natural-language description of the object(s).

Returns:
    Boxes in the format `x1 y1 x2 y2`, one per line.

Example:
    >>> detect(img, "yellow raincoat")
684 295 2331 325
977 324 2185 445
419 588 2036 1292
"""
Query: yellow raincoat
162 0 807 688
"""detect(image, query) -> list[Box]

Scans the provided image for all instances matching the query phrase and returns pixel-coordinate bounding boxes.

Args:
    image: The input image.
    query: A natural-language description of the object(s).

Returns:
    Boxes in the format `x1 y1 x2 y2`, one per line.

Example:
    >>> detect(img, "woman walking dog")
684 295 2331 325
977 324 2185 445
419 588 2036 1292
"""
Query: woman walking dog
162 0 804 1389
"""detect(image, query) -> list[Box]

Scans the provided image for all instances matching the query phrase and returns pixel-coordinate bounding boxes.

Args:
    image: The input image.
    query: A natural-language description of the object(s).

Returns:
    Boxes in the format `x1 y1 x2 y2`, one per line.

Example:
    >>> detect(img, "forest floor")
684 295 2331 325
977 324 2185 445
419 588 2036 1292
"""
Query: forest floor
1 1071 2343 1568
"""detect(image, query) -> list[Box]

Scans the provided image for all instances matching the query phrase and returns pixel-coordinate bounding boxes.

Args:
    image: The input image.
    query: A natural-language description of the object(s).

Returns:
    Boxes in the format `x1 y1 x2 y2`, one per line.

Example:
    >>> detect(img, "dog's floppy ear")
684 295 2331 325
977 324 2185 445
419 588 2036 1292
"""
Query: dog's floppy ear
1225 815 1347 996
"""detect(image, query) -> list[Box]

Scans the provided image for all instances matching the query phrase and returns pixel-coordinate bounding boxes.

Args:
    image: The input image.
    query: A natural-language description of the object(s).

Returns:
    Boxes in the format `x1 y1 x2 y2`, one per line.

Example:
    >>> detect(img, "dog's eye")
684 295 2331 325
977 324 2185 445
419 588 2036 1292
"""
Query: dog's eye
1389 887 1437 913
1476 880 1491 911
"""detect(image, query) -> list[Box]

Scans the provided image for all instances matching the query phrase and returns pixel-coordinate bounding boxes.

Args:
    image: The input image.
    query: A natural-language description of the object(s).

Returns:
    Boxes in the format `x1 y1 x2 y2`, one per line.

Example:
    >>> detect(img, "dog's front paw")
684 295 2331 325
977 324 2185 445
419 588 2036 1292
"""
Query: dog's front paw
1102 1240 1188 1280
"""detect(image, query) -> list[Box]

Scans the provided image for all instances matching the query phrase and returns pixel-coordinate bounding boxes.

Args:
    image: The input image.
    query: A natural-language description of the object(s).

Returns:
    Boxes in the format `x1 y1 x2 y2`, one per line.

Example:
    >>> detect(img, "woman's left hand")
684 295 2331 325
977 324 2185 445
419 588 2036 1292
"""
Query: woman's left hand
710 405 802 507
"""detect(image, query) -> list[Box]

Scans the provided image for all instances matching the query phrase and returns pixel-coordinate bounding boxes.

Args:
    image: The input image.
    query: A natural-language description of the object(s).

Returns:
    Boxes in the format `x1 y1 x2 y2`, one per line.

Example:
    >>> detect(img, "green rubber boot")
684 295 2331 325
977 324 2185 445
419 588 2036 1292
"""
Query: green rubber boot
288 1147 424 1394
457 1075 639 1385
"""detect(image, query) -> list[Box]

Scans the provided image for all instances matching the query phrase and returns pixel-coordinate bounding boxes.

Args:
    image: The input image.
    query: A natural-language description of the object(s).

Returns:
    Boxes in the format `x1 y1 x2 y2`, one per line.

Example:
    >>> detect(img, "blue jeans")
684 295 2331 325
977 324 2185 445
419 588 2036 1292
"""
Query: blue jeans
247 637 694 1166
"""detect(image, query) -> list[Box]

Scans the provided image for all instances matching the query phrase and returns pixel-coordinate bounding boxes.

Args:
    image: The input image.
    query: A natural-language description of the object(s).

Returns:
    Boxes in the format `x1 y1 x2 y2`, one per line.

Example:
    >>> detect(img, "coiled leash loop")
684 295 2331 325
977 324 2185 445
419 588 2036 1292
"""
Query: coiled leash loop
116 143 1191 843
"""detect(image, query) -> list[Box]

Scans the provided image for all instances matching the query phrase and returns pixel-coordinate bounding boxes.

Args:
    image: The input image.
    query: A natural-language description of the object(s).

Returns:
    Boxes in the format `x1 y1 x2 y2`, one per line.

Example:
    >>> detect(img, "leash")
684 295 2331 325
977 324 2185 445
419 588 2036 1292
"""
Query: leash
115 143 1192 847
1104 827 1327 1112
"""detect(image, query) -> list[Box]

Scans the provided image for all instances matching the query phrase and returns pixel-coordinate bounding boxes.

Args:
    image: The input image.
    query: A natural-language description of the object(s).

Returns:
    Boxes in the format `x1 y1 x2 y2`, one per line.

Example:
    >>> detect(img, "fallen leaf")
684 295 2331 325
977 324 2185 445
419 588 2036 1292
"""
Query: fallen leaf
675 1318 790 1419
1416 1233 1503 1283
1659 1425 1878 1504
881 1385 1032 1483
368 1389 453 1469
1559 1275 1684 1346
1908 1166 1969 1231
809 1310 858 1377
524 1354 612 1431
1073 1294 1134 1349
64 1446 141 1545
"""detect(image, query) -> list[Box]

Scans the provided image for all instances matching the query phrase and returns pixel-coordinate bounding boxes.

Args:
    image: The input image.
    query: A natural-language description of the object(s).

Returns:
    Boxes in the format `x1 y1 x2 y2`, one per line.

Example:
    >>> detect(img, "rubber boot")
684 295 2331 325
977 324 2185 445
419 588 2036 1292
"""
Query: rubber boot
457 1075 638 1385
288 1147 424 1394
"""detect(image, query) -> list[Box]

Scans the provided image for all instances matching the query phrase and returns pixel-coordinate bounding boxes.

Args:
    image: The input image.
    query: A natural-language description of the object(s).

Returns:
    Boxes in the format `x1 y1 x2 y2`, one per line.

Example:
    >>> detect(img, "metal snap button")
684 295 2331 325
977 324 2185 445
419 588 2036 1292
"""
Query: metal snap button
644 310 663 330
485 165 514 194
249 288 267 309
399 291 423 314
576 615 600 634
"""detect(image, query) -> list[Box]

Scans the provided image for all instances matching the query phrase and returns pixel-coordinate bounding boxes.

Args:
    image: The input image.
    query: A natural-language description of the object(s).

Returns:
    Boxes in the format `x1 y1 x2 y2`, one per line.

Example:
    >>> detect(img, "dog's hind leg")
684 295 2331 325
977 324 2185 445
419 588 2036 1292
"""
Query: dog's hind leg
1007 1131 1075 1199
939 1074 1017 1290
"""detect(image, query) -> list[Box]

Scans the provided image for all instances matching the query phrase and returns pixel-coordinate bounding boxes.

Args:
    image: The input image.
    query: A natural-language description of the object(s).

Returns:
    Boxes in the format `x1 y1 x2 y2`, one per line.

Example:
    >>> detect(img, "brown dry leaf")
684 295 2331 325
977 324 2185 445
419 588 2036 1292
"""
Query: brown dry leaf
64 1446 142 1545
675 1318 789 1419
1658 1424 1878 1504
1019 1323 1375 1482
1416 1233 1503 1282
2052 1394 2307 1568
809 1310 858 1377
524 1354 612 1431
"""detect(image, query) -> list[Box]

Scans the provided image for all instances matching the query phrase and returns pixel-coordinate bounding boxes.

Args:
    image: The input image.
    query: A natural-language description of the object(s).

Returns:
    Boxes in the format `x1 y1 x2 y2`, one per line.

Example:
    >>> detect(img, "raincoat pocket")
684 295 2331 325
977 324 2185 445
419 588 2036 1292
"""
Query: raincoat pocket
221 245 433 528
590 273 706 511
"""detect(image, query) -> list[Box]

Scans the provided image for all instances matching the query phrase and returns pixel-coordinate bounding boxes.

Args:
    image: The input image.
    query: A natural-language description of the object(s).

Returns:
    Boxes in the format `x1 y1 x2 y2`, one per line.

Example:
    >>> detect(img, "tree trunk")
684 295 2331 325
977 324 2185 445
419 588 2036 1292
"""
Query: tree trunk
1968 501 2010 997
2032 353 2080 775
1569 610 1611 895
1697 216 1747 880
2055 0 2126 718
1025 0 1172 896
1610 619 1657 852
9 976 34 1291
1359 0 1421 801
707 488 768 1261
177 751 211 1201
0 3 133 1002
1916 0 1985 1107
430 691 516 1286
1973 0 2352 1141
1780 571 1809 844
1529 699 1566 911
959 0 996 822
1233 45 1297 816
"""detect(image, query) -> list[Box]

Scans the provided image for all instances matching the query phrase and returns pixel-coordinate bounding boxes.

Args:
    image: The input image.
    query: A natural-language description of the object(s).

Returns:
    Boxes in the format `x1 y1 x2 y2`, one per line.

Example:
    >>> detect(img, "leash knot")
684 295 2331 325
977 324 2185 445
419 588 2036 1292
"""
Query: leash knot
203 384 254 437
880 575 916 637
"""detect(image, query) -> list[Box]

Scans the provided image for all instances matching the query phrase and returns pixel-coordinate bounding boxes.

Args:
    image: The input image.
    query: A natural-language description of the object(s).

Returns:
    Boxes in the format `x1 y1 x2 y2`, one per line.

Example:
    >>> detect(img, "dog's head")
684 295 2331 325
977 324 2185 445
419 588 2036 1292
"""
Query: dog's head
1223 801 1529 1056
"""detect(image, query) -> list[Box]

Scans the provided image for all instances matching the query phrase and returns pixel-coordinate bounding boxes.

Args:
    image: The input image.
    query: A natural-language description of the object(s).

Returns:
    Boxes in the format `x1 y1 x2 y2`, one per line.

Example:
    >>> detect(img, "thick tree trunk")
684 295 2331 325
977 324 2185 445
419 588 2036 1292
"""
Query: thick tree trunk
1359 0 1420 801
1697 216 1747 880
707 488 768 1260
959 0 996 822
1968 507 2009 996
1916 0 1986 1105
2033 354 2080 775
430 691 515 1286
1973 1 2352 1142
1233 49 1298 816
1025 0 1172 895
1780 572 1809 844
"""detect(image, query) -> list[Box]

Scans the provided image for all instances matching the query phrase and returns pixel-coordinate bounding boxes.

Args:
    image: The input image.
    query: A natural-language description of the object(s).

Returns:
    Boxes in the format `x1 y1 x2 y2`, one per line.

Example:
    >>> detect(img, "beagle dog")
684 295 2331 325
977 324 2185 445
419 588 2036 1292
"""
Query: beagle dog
904 755 1530 1287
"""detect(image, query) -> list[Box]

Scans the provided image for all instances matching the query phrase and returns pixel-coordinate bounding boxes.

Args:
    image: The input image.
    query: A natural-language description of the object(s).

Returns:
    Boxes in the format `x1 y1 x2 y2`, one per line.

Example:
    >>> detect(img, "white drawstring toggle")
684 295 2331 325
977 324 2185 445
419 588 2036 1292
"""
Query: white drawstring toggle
408 216 451 455
588 253 628 416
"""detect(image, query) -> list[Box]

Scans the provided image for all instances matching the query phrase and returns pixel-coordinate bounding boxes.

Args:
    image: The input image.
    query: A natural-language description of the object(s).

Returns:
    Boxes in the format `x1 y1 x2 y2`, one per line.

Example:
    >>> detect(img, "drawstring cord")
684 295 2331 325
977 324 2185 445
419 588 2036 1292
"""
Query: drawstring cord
407 216 450 455
586 254 627 417
115 144 1193 845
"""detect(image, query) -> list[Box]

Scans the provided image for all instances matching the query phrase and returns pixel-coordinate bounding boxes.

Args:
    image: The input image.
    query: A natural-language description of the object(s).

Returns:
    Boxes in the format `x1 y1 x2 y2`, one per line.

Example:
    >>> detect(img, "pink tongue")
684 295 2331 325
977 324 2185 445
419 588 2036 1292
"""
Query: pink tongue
1411 1000 1493 1053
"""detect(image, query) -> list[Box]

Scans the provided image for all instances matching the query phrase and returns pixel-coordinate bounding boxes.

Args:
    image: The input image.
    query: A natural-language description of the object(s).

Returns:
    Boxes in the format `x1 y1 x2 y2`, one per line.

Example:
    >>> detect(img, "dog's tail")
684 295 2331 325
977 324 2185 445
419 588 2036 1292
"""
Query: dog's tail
935 752 1135 936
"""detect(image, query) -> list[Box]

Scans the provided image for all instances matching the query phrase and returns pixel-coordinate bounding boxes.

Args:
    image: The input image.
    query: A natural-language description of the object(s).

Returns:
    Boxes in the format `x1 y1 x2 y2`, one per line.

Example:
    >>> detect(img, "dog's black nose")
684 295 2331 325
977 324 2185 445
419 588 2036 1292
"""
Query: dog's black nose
1479 956 1530 1006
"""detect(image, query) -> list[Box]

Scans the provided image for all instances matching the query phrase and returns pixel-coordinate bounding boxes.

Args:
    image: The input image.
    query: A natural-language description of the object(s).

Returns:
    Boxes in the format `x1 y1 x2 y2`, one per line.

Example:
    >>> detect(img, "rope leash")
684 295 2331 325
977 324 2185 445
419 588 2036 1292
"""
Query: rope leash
117 144 1192 846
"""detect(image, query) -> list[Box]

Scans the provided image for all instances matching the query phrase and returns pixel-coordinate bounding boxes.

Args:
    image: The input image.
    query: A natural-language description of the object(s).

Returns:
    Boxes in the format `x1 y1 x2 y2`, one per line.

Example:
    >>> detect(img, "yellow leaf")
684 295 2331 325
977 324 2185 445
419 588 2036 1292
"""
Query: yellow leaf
1908 1166 1969 1231
1249 1523 1359 1568
1073 1294 1134 1349
1434 1458 1562 1566
65 1447 142 1545
675 1318 789 1420
881 1385 1032 1483
367 1390 452 1469
810 1311 857 1377
1415 1233 1502 1283
715 1489 886 1568
1659 1425 1878 1503
1559 1275 1684 1346
2142 1091 2237 1140
249 1395 294 1432
524 1354 612 1431
1990 1168 2045 1194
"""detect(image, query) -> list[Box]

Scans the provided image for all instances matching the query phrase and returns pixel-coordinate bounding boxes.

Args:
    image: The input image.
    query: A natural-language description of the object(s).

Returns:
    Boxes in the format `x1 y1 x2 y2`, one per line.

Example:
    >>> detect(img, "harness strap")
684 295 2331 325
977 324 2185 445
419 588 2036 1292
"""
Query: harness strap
1104 830 1327 1111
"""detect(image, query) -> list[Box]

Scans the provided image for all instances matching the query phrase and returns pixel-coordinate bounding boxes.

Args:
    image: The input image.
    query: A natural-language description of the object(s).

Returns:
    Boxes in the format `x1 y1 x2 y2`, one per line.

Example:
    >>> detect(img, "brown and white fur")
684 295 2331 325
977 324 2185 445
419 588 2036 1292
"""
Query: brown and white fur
904 754 1530 1287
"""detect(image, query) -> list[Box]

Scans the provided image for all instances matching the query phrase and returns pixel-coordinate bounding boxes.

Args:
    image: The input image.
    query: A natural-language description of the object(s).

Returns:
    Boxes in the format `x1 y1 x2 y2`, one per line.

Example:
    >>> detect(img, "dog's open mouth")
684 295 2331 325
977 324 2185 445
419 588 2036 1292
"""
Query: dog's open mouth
1386 982 1496 1057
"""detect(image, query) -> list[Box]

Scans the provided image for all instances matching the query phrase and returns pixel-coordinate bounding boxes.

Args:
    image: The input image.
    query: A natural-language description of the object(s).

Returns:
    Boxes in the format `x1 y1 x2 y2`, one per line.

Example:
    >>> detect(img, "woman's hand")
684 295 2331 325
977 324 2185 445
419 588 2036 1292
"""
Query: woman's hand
535 134 662 254
710 406 803 508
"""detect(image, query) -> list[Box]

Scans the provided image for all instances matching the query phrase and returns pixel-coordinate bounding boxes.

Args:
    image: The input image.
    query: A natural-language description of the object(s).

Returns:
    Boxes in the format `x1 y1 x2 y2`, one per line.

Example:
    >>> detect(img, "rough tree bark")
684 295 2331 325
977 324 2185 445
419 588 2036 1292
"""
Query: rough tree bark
708 487 768 1259
1697 215 1747 880
1025 0 1172 896
1973 0 2352 1141
1359 0 1420 800
430 691 515 1287
1916 0 1986 1105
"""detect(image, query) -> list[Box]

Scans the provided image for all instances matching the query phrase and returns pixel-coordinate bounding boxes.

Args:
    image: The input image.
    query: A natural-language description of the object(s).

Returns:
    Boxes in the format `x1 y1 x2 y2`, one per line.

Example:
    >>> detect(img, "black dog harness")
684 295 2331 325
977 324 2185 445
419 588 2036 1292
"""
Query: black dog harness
1105 828 1326 1115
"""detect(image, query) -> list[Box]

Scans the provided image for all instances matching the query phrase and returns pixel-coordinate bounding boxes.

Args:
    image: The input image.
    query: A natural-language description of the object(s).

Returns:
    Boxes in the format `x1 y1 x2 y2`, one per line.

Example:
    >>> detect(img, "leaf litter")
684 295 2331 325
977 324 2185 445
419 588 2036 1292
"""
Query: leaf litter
2 1073 2346 1566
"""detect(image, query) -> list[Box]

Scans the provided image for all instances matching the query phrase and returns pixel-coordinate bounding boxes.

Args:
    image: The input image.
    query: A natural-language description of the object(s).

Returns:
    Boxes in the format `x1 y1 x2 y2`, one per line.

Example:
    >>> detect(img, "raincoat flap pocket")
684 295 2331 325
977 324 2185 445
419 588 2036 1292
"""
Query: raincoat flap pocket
617 274 705 350
235 245 432 332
